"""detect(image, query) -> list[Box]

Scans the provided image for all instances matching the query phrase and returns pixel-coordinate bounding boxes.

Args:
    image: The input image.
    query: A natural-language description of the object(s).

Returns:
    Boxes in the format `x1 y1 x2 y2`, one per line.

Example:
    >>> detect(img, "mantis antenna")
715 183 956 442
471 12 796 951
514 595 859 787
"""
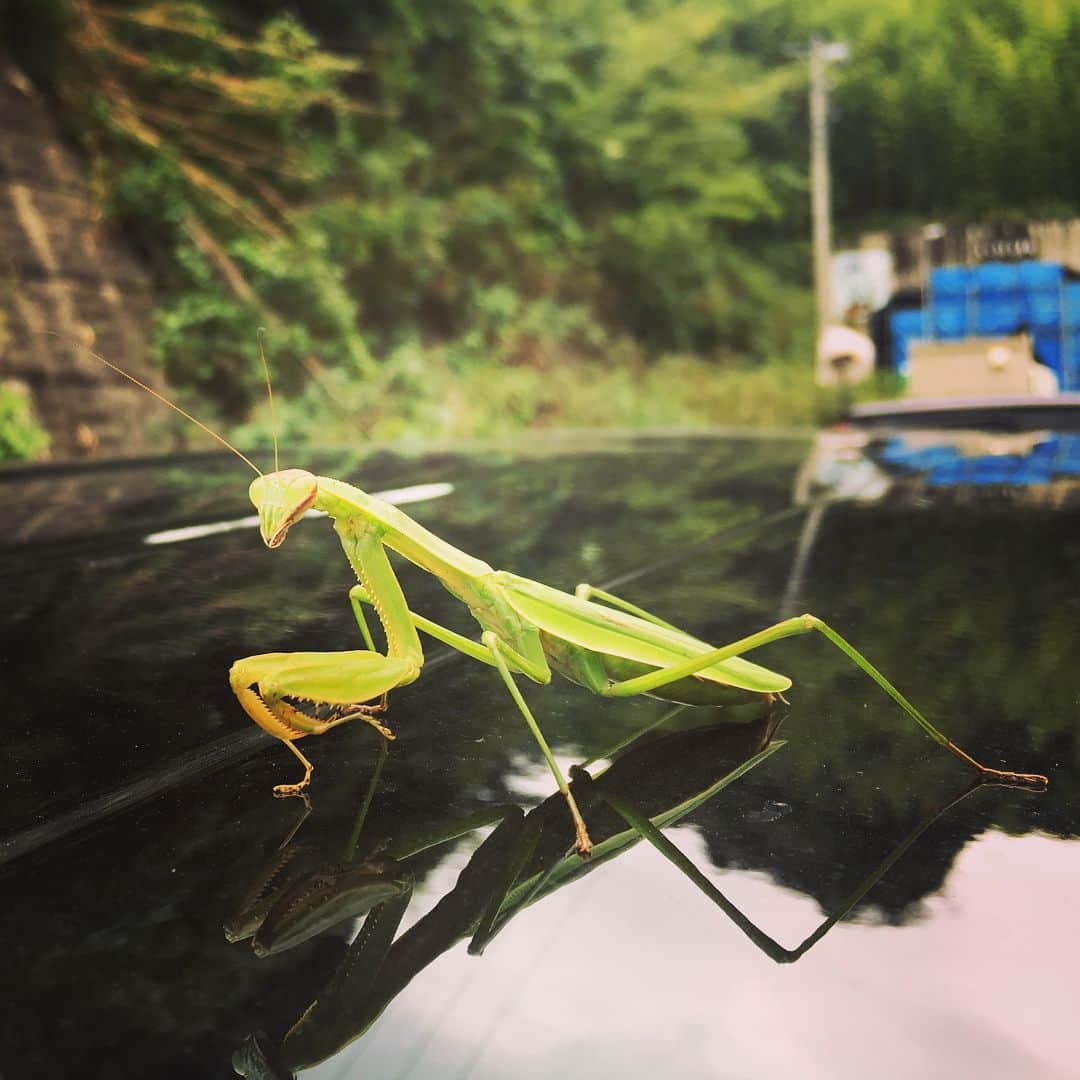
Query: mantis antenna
257 326 279 473
48 333 263 476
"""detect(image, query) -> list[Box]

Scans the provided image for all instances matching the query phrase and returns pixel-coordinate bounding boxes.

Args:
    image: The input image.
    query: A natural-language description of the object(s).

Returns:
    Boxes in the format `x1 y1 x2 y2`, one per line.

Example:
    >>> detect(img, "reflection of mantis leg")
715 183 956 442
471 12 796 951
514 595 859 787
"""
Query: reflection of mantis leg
595 776 990 964
343 736 389 861
467 810 553 955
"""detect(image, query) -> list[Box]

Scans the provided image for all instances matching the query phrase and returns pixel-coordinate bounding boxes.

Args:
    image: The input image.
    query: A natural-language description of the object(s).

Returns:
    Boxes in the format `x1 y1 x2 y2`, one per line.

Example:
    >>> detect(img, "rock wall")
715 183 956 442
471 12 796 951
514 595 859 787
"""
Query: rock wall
0 61 164 458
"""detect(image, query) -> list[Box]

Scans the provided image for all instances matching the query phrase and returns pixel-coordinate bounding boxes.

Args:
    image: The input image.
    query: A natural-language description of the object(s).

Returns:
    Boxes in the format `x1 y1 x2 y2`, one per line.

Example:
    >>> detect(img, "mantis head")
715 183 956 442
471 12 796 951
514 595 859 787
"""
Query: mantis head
249 469 319 548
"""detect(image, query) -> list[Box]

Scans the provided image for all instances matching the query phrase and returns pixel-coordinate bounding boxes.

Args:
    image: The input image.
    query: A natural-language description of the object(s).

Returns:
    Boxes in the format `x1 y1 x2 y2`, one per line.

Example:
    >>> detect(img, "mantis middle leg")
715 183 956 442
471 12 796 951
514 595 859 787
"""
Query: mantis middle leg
349 584 595 855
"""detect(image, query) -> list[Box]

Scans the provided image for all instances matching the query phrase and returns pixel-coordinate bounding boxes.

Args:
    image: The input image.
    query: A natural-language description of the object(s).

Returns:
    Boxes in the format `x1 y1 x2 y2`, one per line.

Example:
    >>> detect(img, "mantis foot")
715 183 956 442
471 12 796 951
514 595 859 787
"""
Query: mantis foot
330 706 394 740
273 739 316 800
273 779 312 800
976 767 1049 792
574 825 591 859
573 819 593 858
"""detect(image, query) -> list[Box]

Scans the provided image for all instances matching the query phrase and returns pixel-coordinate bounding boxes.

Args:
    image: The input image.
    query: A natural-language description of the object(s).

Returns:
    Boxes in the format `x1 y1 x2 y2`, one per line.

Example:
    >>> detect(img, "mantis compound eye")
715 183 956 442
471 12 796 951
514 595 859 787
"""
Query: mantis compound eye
249 469 318 548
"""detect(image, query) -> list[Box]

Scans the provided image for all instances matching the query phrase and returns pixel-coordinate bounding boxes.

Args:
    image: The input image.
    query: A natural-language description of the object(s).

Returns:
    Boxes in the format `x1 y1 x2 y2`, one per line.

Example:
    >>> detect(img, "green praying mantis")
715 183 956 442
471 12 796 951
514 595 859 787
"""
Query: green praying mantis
90 344 1048 856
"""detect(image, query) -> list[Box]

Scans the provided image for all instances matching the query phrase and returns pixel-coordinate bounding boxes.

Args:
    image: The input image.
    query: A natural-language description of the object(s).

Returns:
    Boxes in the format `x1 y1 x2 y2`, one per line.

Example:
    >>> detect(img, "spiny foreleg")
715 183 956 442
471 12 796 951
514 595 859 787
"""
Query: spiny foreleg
230 651 417 796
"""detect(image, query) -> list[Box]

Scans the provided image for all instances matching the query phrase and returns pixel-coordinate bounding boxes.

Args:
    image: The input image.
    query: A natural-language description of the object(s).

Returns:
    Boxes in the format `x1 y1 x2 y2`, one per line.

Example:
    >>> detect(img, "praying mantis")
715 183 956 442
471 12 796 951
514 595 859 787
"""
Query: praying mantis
90 345 1048 857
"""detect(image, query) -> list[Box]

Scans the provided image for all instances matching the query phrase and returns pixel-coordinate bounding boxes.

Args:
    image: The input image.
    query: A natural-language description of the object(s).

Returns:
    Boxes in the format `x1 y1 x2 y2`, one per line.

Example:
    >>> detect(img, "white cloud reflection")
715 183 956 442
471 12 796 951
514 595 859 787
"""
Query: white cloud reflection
304 828 1078 1080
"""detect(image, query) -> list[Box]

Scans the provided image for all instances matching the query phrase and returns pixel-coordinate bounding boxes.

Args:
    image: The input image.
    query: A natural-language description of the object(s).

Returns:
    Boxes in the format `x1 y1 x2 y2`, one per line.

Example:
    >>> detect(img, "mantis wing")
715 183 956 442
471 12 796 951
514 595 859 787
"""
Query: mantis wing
495 574 791 695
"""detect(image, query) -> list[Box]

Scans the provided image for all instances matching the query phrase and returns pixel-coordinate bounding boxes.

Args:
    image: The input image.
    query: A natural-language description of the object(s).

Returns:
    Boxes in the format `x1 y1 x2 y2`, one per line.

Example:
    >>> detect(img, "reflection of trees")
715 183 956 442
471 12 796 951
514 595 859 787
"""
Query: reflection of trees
690 499 1079 919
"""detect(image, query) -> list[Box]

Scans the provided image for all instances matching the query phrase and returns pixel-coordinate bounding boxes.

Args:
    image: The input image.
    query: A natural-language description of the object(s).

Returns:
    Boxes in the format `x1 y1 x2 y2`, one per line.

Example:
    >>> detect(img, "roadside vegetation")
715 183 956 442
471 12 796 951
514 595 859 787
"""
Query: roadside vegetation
3 0 1078 453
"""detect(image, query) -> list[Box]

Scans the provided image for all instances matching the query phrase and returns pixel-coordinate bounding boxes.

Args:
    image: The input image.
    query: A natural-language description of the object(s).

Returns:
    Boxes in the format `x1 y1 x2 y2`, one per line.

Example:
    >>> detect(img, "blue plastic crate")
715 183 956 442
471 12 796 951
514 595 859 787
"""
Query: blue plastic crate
973 294 1025 335
1025 288 1062 328
1064 283 1080 327
889 309 926 375
973 262 1022 292
930 299 968 339
1017 261 1064 290
1063 329 1080 390
930 265 973 298
1032 329 1063 379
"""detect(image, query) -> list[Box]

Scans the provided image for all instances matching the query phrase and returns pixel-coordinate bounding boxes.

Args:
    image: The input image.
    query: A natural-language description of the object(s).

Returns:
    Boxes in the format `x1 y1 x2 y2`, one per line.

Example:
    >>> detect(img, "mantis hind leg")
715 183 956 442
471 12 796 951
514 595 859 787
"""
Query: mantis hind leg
574 583 681 633
602 614 1047 790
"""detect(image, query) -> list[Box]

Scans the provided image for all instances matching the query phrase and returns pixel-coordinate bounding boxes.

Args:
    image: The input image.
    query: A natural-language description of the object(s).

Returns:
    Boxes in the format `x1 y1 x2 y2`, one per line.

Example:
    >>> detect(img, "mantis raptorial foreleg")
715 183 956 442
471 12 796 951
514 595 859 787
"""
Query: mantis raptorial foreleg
231 525 426 796
348 586 496 668
230 651 410 794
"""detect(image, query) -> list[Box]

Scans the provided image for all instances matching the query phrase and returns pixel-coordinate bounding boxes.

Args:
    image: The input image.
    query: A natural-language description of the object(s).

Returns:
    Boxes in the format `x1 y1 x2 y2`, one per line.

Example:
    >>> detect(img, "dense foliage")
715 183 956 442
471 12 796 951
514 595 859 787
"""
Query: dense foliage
0 381 50 461
4 0 1078 442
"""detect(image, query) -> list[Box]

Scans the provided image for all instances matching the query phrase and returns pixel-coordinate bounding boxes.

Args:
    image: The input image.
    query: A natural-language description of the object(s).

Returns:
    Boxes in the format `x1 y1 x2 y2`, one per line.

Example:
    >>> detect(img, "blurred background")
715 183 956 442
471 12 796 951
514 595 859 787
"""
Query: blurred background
0 0 1078 460
4 9 1079 1074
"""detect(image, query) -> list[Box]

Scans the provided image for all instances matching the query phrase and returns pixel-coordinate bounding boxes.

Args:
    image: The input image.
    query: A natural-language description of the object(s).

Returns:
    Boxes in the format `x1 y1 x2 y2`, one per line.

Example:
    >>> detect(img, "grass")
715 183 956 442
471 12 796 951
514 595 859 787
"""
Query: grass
230 347 900 451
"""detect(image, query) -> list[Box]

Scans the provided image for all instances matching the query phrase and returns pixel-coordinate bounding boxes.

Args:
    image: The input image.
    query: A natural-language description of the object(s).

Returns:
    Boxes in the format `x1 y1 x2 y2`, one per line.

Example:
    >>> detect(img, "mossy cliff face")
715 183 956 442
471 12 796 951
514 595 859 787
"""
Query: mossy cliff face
0 59 163 459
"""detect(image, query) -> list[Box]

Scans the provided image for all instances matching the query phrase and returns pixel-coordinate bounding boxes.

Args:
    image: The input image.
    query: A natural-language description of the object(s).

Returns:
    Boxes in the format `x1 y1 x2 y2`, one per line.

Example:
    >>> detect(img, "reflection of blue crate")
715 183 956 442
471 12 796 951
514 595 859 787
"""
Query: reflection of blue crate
1054 435 1080 475
883 434 1077 489
927 460 969 486
927 455 1050 487
880 440 960 472
971 455 1050 485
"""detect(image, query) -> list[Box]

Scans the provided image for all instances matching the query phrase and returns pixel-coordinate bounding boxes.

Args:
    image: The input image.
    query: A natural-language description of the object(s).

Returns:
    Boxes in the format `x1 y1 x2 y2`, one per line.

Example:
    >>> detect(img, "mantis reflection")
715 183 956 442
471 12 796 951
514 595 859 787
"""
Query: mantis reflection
227 710 1031 1077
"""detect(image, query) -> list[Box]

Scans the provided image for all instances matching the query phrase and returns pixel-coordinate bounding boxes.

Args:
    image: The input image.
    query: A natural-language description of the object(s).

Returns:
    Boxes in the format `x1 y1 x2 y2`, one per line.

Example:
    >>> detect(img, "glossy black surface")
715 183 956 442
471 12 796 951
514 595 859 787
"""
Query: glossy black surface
2 434 1077 1078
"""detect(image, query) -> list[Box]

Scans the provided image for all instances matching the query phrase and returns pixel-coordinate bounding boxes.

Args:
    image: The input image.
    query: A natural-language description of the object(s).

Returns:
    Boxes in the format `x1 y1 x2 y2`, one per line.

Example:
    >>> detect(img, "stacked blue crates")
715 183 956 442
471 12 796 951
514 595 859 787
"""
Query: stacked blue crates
928 265 971 339
888 308 926 377
971 262 1024 335
1019 261 1064 379
890 260 1079 390
1065 282 1080 389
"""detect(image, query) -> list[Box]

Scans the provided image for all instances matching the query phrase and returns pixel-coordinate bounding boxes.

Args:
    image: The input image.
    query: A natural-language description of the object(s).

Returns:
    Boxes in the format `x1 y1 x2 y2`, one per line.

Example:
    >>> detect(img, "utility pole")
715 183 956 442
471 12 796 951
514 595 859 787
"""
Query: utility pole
809 37 848 340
